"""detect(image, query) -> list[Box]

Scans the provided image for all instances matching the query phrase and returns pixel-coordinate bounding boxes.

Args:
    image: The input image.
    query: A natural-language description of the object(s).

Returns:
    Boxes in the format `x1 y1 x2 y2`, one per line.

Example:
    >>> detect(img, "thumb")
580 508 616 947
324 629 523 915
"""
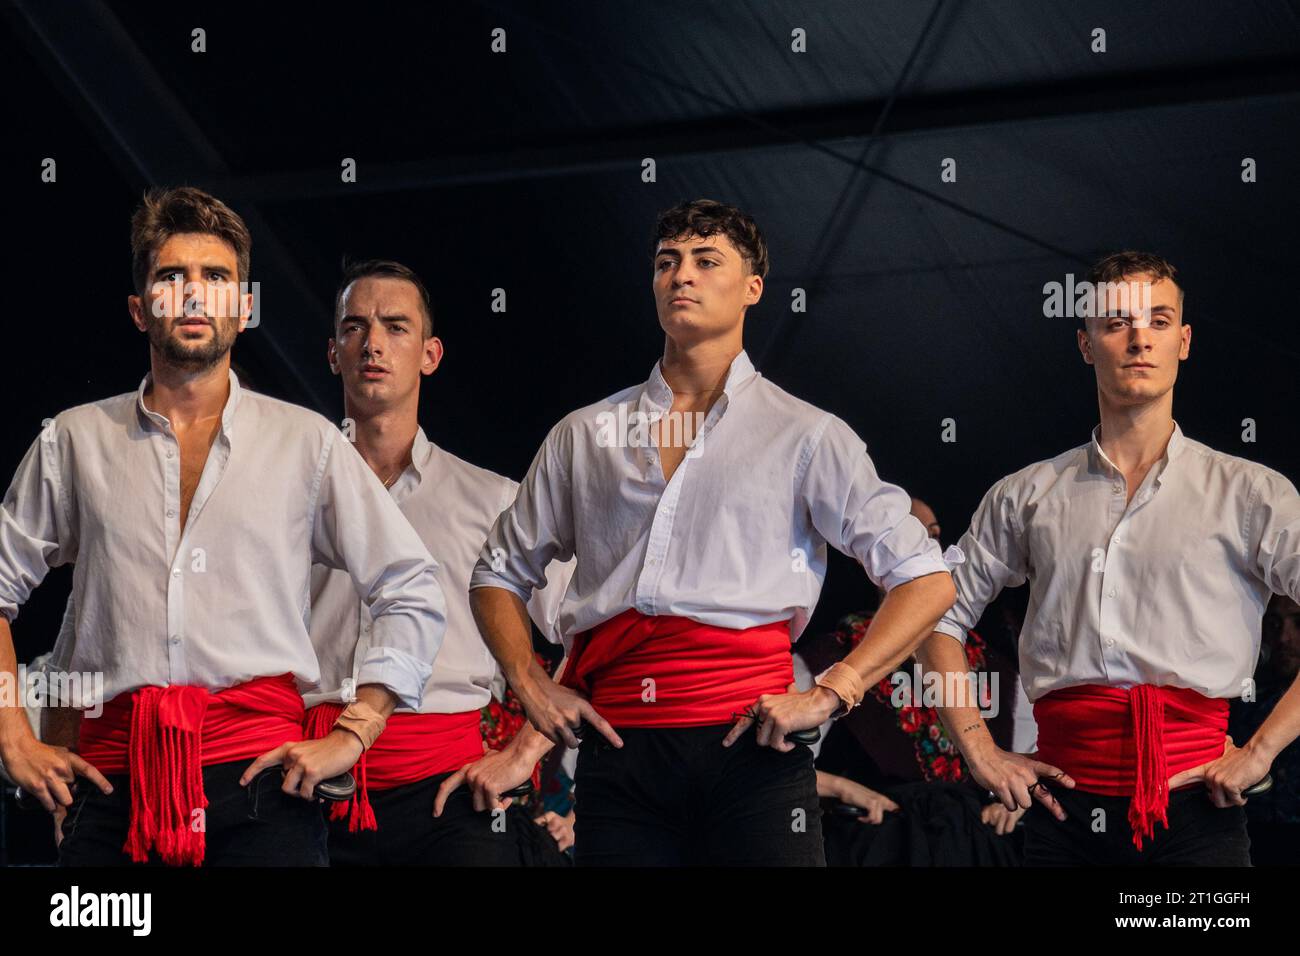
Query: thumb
1168 760 1210 791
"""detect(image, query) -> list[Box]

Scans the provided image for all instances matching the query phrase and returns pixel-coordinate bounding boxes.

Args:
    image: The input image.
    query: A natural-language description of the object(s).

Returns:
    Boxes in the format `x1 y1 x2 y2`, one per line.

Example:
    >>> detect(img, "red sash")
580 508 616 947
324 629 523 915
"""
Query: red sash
561 607 794 727
76 673 305 866
1033 683 1228 850
303 705 484 832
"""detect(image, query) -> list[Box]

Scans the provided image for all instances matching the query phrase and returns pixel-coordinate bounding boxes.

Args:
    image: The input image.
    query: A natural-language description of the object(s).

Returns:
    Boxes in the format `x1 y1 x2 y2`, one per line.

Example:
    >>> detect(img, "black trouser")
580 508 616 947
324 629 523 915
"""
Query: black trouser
1023 781 1252 866
326 770 569 866
58 758 328 867
574 723 825 866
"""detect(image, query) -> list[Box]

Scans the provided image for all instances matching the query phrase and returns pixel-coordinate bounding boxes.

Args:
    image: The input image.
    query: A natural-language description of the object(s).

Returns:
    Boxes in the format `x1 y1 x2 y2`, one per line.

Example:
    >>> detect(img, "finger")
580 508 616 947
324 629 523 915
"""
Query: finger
579 702 623 749
1031 783 1067 822
755 715 774 749
69 755 114 796
280 763 304 797
1030 761 1075 789
297 769 319 801
556 722 581 751
721 716 753 748
883 798 900 812
31 784 57 814
1168 763 1208 791
433 768 466 817
48 777 75 809
239 745 287 786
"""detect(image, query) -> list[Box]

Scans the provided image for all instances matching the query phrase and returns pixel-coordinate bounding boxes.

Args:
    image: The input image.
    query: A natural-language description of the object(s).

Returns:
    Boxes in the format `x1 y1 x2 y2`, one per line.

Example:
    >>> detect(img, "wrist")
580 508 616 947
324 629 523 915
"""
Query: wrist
1241 732 1280 766
811 685 840 721
329 727 366 761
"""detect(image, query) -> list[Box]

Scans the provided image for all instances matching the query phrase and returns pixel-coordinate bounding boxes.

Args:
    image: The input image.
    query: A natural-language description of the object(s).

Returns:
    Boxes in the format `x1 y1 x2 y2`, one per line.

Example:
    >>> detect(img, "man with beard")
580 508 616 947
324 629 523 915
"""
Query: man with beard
0 187 447 866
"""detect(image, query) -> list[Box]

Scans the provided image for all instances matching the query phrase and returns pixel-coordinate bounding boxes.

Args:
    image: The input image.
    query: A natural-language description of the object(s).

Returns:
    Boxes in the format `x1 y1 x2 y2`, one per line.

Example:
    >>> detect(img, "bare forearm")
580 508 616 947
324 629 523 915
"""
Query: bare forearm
0 618 33 751
354 683 399 719
838 571 956 689
471 586 549 689
915 631 997 759
1245 670 1300 764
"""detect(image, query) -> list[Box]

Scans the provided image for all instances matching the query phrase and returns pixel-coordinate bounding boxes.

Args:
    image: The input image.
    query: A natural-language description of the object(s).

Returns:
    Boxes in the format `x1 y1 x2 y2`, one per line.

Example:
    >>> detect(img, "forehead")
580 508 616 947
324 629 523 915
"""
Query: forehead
339 275 422 315
655 232 741 257
1098 273 1181 313
152 232 238 267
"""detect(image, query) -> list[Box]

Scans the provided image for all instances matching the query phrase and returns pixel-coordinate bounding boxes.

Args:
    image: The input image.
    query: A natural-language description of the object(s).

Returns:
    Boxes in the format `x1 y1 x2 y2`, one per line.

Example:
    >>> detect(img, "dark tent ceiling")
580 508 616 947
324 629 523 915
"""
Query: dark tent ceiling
4 0 1299 646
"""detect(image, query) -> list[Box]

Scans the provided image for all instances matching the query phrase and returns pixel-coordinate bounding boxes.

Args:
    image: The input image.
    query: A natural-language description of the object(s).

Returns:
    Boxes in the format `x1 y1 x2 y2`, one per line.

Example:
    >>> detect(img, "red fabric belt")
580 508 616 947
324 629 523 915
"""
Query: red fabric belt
561 607 794 727
76 673 305 866
303 705 484 832
1033 683 1228 850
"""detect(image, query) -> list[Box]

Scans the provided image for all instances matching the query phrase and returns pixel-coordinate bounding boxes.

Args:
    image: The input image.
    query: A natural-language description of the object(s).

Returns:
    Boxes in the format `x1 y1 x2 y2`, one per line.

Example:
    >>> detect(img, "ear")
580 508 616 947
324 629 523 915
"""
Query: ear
238 286 255 332
745 273 764 306
1179 322 1191 361
1077 327 1094 365
421 336 445 376
327 337 341 375
128 294 147 333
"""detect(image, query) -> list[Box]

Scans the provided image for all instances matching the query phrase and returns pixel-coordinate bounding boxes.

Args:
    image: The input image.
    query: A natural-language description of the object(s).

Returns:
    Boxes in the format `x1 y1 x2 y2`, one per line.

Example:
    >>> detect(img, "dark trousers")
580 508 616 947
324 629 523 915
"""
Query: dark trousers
1023 782 1252 866
58 758 328 866
574 723 825 866
327 770 569 866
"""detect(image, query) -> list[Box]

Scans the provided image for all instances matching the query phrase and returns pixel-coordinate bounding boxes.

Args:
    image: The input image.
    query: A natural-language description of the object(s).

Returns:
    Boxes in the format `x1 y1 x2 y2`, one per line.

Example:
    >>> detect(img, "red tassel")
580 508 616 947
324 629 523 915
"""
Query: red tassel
123 686 209 866
1127 685 1170 851
303 704 375 833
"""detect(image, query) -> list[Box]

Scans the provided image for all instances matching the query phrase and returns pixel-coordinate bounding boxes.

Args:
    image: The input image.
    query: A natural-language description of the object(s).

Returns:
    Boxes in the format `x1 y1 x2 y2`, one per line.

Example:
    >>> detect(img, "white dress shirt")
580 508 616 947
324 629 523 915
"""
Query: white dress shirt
470 350 948 647
1 370 446 709
934 423 1300 701
303 428 570 714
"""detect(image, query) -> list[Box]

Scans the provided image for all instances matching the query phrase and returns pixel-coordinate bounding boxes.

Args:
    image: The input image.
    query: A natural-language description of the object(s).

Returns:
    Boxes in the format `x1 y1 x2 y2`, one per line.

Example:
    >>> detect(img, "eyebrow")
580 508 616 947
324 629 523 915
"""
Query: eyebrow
340 314 412 324
655 246 728 259
152 263 232 278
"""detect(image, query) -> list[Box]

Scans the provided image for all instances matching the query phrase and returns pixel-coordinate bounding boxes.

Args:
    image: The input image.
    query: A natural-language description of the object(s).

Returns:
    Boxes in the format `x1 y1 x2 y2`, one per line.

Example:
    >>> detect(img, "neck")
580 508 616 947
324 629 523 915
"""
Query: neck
143 352 232 427
344 397 420 481
1095 389 1176 470
660 333 742 406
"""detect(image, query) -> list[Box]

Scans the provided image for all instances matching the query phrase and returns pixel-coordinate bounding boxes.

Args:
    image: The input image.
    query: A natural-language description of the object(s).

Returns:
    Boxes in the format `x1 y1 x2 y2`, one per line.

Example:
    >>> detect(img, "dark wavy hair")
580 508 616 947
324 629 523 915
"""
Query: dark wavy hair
651 199 769 278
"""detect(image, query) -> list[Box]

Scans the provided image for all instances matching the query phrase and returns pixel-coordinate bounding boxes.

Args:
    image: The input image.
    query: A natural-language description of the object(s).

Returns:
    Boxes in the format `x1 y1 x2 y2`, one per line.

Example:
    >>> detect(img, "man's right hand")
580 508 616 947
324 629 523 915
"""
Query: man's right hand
1 735 112 813
965 740 1074 820
434 741 538 816
515 674 623 750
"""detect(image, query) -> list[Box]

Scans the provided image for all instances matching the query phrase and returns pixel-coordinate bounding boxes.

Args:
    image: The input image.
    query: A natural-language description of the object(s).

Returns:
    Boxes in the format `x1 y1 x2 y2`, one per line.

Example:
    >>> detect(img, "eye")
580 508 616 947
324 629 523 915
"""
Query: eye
207 271 228 282
656 260 672 271
698 259 717 268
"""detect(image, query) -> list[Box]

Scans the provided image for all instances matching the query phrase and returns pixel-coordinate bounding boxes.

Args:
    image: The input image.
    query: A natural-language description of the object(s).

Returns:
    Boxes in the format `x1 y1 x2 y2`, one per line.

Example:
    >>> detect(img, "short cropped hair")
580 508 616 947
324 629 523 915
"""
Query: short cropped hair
333 258 435 338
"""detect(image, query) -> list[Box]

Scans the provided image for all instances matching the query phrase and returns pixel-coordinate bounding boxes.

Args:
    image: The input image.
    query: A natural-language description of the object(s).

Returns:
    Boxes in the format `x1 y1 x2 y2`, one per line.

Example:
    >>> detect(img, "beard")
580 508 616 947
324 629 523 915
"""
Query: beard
146 313 240 370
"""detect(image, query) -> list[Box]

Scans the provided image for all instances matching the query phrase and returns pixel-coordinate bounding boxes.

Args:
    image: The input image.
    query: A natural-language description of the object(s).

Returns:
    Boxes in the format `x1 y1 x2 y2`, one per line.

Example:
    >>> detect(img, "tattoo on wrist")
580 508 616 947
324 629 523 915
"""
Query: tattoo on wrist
959 722 981 735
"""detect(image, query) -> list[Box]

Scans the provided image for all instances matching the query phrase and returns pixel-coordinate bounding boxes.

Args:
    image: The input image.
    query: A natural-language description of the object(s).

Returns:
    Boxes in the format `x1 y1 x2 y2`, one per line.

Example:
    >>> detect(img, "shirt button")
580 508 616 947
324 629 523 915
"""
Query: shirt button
1113 485 1122 494
166 449 174 459
1112 535 1121 544
166 509 175 518
1108 588 1117 597
172 569 182 578
1106 639 1116 647
170 636 181 646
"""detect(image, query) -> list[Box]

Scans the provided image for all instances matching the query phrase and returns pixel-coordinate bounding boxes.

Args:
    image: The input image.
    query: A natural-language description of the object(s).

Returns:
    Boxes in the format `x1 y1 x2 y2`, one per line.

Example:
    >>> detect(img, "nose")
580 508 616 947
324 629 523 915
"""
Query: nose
360 328 383 359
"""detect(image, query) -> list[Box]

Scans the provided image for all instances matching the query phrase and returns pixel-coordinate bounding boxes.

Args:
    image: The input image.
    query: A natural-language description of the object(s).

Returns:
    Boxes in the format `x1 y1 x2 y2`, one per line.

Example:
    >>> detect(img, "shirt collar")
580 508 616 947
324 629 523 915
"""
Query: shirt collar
409 427 435 480
135 368 243 435
1087 419 1187 478
644 349 758 410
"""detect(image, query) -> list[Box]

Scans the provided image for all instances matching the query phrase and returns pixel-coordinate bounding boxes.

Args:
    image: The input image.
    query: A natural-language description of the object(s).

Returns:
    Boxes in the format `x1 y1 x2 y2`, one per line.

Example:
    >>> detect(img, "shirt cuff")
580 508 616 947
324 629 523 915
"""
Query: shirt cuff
468 564 534 604
879 553 952 593
931 619 968 644
356 646 433 712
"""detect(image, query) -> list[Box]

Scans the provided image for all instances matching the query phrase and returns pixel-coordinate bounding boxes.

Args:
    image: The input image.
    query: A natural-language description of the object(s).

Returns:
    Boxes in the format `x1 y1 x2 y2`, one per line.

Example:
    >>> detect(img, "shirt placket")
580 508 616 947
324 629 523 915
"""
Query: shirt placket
1095 464 1160 680
633 396 726 615
155 422 187 685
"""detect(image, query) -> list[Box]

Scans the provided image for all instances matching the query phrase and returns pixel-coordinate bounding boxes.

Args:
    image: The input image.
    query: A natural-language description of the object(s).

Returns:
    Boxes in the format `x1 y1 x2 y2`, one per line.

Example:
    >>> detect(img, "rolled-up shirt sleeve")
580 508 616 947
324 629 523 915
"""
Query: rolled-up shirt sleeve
800 415 948 592
470 424 575 604
934 476 1028 645
0 432 77 623
1250 468 1300 605
310 432 446 710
